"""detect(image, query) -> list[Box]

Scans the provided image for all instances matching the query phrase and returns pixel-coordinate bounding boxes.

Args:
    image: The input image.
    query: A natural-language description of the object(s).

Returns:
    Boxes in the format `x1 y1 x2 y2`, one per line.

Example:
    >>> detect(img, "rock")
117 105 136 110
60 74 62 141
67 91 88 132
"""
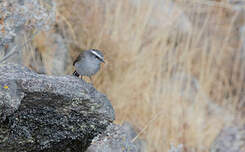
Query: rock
228 0 245 10
0 0 56 63
86 122 146 152
47 33 72 75
0 64 115 152
168 144 183 152
210 124 245 152
28 48 46 74
32 30 72 75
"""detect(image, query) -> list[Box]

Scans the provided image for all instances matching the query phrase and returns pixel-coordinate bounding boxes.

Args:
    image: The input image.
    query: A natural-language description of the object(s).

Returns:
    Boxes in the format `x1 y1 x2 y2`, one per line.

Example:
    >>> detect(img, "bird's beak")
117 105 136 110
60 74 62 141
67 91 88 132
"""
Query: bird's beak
101 58 105 63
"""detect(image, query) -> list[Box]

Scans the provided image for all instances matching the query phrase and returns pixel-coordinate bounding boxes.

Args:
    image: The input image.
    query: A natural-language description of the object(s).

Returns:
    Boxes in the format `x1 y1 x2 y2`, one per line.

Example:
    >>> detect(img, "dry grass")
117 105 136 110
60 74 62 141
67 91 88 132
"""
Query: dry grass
31 0 245 151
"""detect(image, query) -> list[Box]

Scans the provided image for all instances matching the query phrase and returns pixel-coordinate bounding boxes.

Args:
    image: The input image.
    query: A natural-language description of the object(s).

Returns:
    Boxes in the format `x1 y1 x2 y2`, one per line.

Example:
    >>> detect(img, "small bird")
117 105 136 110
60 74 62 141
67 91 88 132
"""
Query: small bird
73 49 105 81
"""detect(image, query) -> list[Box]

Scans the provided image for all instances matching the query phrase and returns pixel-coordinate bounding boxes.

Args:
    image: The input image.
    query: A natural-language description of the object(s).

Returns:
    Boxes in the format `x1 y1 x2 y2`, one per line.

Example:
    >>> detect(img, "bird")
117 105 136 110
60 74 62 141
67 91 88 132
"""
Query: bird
73 49 105 81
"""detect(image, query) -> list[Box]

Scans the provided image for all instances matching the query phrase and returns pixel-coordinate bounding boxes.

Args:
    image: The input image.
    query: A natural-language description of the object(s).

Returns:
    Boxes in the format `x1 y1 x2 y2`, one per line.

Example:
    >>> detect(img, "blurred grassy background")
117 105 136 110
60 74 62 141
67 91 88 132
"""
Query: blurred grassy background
27 0 245 151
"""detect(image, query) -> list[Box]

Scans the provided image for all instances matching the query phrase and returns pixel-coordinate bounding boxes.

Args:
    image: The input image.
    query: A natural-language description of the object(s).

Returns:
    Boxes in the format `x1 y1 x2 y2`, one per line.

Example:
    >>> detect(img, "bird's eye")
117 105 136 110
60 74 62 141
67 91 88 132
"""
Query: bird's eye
94 55 100 60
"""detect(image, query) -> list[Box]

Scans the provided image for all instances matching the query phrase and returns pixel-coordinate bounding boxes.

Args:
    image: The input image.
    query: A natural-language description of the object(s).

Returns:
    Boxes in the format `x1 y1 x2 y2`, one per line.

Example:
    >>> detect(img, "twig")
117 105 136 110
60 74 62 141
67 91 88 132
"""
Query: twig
131 112 163 143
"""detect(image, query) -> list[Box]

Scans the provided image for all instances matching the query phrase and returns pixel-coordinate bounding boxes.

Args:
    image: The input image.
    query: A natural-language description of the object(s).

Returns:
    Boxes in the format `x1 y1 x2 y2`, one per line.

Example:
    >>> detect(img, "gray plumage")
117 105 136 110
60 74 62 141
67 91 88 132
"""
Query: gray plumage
73 49 104 78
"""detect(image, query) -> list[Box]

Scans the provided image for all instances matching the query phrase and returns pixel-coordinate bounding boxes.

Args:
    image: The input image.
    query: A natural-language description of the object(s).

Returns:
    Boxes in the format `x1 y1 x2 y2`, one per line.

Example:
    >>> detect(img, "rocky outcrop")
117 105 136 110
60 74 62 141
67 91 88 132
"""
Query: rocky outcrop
0 0 72 75
0 64 115 151
0 0 55 63
32 29 72 75
210 124 245 152
86 122 146 152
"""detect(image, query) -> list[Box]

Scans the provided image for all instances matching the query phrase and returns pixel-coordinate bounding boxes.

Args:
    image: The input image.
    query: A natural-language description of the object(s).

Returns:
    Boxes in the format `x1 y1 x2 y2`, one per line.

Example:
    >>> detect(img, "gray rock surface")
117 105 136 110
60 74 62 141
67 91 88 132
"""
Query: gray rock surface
31 31 72 75
0 63 115 152
86 122 146 152
49 33 72 75
210 124 245 152
0 0 55 63
168 144 183 152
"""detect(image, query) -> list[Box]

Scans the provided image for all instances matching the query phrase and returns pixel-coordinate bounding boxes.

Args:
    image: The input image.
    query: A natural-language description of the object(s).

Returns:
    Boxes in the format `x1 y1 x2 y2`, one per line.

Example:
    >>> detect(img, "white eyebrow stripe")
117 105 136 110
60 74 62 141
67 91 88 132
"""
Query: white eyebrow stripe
91 50 103 59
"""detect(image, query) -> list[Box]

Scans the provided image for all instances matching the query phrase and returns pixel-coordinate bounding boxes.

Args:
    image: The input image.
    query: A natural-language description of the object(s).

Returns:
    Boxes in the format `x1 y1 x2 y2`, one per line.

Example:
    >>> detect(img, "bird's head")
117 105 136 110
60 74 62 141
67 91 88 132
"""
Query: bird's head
89 49 105 63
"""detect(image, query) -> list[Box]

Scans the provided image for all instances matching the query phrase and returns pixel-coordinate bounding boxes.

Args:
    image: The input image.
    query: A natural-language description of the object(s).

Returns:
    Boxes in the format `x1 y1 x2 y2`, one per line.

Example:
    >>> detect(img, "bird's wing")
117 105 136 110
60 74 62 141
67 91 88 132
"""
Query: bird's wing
73 54 81 66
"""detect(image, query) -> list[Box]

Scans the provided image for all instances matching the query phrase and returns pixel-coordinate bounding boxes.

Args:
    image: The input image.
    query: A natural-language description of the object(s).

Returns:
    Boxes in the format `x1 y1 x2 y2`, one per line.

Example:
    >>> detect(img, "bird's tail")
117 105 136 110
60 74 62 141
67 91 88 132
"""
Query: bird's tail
73 71 79 77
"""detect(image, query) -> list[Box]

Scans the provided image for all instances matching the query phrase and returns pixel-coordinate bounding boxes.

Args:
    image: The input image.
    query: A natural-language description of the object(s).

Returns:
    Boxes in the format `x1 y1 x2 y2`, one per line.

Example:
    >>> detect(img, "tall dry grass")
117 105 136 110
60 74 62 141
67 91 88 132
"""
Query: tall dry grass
31 0 245 151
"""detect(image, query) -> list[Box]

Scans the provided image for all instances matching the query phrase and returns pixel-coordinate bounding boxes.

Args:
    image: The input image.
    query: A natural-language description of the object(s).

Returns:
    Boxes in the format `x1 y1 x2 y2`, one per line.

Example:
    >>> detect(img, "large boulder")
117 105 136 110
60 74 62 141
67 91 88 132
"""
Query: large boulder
0 64 115 152
86 123 146 152
210 124 245 152
0 0 55 63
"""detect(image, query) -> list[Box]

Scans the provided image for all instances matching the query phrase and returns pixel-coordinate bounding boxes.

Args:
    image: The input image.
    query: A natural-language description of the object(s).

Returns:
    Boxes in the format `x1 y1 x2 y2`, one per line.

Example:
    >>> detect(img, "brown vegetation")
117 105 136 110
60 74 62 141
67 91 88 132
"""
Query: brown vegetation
31 0 245 151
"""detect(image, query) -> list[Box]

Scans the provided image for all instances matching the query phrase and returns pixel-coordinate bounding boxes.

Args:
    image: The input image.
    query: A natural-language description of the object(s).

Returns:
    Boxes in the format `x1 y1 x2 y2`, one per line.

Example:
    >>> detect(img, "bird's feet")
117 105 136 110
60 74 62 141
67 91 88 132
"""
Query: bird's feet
73 71 80 77
89 76 93 85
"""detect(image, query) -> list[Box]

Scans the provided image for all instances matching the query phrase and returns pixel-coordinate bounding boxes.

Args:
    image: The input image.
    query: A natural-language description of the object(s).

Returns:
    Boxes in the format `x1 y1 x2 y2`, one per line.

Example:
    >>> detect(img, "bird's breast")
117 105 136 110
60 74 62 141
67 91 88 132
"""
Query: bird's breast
75 60 100 76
